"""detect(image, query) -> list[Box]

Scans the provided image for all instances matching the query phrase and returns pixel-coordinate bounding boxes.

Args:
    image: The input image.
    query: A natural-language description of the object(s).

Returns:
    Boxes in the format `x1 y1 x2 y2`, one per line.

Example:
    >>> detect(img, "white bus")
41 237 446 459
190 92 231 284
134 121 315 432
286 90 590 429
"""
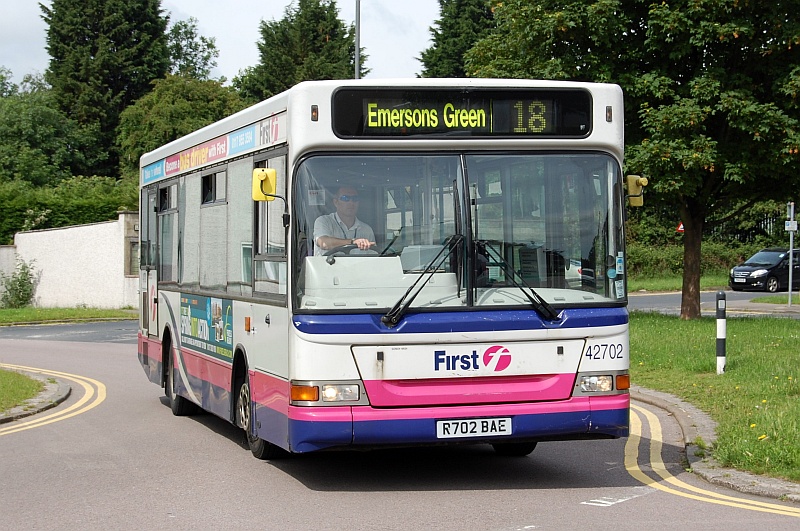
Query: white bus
138 79 635 459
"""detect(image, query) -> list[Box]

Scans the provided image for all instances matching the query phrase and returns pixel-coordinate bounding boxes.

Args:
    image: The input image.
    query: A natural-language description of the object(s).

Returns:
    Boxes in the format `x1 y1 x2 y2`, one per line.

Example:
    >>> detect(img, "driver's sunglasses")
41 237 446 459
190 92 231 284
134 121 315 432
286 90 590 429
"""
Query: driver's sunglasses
338 195 360 202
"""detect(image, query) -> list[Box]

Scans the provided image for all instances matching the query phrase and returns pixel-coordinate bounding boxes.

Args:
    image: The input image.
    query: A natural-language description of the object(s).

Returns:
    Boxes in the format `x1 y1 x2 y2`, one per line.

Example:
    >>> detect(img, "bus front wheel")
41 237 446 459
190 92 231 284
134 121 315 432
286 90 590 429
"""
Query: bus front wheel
236 376 284 460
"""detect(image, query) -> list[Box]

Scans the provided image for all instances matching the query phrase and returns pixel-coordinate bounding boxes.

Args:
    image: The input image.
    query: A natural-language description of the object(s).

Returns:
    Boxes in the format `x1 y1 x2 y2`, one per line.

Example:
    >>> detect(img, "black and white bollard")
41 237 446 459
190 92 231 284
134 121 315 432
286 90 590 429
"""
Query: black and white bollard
716 290 726 375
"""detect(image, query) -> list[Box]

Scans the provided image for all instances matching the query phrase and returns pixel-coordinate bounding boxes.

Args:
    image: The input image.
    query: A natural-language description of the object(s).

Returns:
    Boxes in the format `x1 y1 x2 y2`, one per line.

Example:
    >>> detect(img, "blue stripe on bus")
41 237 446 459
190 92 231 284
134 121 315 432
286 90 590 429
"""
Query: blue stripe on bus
292 306 628 335
285 407 629 453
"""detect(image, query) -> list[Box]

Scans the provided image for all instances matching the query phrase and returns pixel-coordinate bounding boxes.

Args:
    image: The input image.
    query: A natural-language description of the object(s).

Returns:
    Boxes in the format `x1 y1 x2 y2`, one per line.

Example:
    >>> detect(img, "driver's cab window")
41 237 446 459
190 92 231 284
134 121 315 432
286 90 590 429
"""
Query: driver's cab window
293 155 461 311
254 153 287 297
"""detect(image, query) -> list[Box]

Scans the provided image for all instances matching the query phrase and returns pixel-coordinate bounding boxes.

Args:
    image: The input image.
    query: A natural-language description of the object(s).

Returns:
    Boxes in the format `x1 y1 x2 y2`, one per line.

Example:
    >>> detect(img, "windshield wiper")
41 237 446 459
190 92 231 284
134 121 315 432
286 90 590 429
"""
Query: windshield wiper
475 240 560 321
381 234 464 328
379 227 402 256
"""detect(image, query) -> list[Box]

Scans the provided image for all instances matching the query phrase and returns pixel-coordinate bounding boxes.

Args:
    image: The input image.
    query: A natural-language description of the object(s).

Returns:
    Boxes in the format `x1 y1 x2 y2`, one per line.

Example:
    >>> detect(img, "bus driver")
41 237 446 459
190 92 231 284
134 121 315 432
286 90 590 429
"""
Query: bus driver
314 186 376 255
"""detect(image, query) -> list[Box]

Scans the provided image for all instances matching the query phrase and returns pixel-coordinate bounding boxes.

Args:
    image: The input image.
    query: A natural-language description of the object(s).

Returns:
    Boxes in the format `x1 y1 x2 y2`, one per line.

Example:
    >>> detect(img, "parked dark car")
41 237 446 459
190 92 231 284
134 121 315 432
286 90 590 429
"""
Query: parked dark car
729 248 800 292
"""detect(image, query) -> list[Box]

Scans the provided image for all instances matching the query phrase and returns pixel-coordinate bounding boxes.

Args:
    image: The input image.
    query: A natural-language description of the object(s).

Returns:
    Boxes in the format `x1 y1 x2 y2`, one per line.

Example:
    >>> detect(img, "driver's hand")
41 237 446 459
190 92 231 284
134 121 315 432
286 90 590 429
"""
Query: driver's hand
353 238 375 250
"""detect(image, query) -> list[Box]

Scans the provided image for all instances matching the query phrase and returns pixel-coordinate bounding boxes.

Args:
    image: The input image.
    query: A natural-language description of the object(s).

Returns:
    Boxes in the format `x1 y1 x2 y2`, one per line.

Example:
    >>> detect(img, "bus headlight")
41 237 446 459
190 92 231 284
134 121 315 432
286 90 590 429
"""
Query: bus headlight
290 380 368 406
321 384 360 402
580 375 614 392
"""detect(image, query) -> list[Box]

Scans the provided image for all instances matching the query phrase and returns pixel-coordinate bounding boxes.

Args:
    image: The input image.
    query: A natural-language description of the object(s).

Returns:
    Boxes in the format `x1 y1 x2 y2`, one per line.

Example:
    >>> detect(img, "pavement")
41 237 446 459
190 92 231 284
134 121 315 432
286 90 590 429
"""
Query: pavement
2 301 799 503
702 297 800 318
628 289 800 319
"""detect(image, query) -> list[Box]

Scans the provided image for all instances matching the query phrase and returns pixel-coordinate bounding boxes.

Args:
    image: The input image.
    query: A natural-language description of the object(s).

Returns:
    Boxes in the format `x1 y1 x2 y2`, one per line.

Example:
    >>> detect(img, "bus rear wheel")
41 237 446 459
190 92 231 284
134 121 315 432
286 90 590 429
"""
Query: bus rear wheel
236 376 284 460
166 343 198 416
491 442 537 457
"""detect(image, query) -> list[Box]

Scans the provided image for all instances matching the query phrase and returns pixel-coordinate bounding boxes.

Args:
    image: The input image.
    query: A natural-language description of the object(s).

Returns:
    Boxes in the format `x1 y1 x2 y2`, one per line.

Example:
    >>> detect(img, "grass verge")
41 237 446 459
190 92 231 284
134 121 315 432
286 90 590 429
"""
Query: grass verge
0 369 43 412
751 294 800 305
0 307 135 325
630 312 800 482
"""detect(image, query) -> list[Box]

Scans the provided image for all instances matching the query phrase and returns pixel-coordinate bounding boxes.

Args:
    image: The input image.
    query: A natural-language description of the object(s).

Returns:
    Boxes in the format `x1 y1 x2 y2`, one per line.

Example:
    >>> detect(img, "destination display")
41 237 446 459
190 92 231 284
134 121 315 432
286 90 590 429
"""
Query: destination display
332 88 592 138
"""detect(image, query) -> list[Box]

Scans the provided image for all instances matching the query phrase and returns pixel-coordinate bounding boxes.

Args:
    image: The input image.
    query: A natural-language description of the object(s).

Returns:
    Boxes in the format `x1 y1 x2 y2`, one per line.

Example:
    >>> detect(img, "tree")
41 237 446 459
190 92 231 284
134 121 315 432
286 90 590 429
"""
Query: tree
233 0 364 102
0 67 16 98
0 81 91 186
419 0 494 78
467 0 800 318
167 17 219 80
41 0 169 178
117 75 248 180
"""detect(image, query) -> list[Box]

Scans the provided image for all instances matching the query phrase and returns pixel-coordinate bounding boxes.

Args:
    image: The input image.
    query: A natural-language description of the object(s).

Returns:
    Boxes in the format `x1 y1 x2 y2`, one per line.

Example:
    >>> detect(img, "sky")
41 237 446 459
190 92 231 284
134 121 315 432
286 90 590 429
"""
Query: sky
0 0 440 85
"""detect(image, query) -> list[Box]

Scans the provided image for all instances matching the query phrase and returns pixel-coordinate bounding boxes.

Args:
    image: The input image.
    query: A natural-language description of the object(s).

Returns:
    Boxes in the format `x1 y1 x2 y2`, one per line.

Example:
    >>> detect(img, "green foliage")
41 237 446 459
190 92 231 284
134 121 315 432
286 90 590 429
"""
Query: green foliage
0 66 16 98
419 0 494 78
42 0 169 178
0 176 138 244
167 17 220 80
233 0 363 102
466 0 800 317
0 258 38 308
117 75 249 180
627 241 760 277
467 0 640 81
0 83 91 185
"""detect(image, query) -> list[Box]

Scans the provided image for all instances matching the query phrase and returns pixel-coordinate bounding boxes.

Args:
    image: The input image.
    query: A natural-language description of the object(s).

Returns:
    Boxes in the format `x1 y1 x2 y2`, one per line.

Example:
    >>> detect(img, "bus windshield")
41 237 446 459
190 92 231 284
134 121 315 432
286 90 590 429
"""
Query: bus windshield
293 152 624 312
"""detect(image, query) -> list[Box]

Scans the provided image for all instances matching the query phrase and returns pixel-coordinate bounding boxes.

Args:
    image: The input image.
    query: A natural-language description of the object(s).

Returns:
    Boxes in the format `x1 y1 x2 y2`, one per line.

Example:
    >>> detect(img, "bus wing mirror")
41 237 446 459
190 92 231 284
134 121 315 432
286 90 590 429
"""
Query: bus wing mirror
626 175 648 207
252 168 277 201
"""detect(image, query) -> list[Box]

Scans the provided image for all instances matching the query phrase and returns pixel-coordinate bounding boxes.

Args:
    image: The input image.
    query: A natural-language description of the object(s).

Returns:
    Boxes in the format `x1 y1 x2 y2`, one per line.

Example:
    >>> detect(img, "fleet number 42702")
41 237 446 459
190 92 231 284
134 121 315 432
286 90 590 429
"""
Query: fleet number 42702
584 343 625 360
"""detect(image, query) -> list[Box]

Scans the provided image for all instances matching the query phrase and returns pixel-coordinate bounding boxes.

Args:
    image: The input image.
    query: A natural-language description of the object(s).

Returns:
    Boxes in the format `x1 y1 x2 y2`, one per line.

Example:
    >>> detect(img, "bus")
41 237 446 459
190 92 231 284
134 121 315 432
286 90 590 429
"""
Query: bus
138 79 641 459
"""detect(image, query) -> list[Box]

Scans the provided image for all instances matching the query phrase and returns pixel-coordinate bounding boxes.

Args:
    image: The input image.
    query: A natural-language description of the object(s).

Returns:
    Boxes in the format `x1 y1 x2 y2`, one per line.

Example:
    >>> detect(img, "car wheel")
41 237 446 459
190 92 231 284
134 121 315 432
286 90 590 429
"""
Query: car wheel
766 276 780 293
491 442 537 457
236 374 284 460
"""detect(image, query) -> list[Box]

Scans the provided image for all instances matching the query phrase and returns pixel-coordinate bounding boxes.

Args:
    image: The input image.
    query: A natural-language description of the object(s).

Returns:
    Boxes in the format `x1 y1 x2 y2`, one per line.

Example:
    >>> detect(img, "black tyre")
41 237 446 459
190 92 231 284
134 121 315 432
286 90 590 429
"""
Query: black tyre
766 276 780 293
166 344 199 416
236 375 284 460
491 442 537 457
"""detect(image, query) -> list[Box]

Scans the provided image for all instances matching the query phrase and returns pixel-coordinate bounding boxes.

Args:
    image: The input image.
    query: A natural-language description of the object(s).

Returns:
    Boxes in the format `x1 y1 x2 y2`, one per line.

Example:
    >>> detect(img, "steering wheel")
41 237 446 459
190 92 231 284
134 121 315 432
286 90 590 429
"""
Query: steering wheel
323 244 358 257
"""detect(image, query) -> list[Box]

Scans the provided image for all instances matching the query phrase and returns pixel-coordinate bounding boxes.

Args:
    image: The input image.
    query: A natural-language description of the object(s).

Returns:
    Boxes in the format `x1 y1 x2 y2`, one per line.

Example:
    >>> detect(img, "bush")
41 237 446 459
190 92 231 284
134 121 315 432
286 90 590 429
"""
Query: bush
0 258 38 308
627 241 764 277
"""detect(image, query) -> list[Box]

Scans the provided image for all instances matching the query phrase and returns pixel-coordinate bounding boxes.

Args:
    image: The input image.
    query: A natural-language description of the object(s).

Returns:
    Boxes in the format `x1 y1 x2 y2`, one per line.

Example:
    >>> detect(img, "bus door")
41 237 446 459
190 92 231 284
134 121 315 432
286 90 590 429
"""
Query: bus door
141 189 159 337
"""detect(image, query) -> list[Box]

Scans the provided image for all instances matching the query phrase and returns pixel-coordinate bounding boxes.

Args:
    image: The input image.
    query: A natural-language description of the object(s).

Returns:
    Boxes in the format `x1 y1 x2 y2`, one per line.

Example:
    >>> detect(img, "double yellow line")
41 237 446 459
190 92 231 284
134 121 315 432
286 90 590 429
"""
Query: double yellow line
627 403 800 518
0 364 106 437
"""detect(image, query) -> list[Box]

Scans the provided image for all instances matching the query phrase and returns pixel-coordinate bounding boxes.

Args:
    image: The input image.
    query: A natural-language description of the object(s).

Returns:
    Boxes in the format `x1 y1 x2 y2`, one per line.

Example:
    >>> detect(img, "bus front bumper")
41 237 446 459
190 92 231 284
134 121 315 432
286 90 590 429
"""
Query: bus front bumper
272 394 629 453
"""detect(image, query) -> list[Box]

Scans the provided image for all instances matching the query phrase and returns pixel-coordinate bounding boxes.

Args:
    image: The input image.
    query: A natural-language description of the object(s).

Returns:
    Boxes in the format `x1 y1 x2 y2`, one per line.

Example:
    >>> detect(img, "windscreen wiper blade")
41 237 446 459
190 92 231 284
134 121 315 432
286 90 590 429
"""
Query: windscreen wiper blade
381 234 464 328
476 240 560 321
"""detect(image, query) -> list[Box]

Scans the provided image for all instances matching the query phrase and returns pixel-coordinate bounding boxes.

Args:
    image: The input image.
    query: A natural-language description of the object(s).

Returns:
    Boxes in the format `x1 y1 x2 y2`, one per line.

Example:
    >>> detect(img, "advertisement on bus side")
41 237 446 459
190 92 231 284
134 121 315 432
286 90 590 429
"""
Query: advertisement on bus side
179 294 233 361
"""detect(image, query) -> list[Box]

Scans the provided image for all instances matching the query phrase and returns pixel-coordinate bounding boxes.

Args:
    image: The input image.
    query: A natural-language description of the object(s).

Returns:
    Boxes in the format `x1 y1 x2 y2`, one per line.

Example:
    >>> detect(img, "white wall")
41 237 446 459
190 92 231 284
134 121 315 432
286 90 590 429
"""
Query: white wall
8 212 138 309
0 246 15 279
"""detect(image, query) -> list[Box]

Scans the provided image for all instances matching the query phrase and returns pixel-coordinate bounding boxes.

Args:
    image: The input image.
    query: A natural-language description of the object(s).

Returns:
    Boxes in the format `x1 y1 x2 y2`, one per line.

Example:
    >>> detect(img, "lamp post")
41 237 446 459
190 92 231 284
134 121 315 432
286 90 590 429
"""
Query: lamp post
788 201 796 308
355 0 361 79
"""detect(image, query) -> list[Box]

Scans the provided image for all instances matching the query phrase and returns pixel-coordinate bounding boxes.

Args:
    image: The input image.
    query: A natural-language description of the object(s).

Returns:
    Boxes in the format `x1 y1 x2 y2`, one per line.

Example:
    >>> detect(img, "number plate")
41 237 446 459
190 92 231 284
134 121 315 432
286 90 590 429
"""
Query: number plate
436 417 512 439
734 278 746 283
